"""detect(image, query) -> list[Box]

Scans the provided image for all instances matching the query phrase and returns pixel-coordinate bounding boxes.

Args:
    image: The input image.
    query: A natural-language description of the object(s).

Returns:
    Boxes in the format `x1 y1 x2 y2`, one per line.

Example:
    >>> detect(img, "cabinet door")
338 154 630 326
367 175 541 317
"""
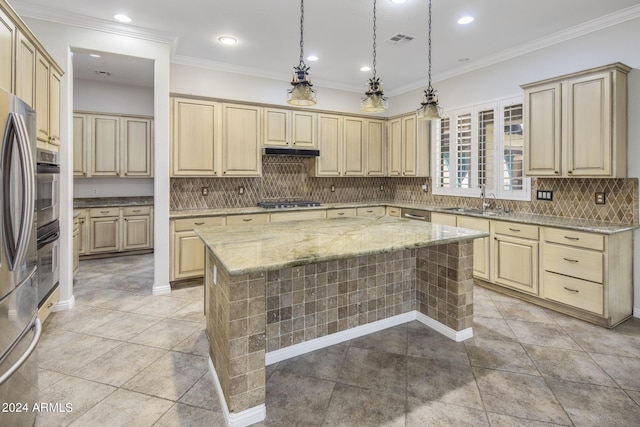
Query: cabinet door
388 118 402 176
263 108 289 146
48 68 61 147
91 115 120 177
430 212 457 226
523 82 561 176
366 119 385 176
292 111 316 148
121 117 153 177
35 51 50 144
402 115 418 176
457 216 490 281
221 104 261 176
123 215 152 250
172 98 220 176
73 114 88 176
343 117 365 176
78 215 87 255
15 30 35 108
72 225 79 276
0 8 15 93
172 231 205 280
314 114 342 176
492 234 538 295
89 216 119 253
566 72 612 176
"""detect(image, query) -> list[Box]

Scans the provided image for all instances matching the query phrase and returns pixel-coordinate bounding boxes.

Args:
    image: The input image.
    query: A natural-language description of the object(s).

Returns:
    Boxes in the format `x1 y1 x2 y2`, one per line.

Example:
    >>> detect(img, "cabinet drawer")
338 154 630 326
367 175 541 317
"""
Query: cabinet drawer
226 214 269 225
457 216 490 232
543 227 604 251
543 242 603 283
123 206 151 216
38 285 60 324
493 221 538 240
89 207 120 217
356 206 385 217
73 209 86 219
387 207 401 217
327 208 357 218
543 271 604 315
430 212 457 226
270 210 326 223
174 216 226 232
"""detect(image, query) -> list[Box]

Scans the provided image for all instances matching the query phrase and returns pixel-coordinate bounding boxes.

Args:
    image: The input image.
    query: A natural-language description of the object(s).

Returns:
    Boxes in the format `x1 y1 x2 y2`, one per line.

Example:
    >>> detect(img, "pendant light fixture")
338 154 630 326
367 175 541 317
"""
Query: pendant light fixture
287 0 317 106
361 0 388 113
416 0 443 120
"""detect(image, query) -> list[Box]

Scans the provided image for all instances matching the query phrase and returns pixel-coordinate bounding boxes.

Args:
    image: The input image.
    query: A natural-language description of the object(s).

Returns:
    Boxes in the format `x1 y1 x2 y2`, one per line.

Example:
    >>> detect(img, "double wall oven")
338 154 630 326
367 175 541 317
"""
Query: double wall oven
36 148 60 308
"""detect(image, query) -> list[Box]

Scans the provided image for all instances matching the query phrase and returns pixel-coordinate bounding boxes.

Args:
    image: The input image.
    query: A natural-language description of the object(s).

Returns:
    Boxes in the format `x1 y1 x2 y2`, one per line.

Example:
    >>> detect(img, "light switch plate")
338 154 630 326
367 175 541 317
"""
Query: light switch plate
536 190 553 201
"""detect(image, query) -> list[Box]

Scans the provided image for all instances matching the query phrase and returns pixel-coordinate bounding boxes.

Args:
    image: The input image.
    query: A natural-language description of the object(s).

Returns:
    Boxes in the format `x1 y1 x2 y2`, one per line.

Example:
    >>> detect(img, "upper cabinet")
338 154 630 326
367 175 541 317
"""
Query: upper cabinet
523 63 630 178
74 112 153 178
263 108 316 148
365 119 386 176
0 8 15 93
388 114 429 177
222 103 262 177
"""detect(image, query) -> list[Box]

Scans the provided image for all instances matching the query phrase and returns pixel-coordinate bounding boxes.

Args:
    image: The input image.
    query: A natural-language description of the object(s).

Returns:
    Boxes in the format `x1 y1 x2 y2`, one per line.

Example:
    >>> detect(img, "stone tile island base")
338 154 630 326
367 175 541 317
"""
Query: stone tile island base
205 241 474 426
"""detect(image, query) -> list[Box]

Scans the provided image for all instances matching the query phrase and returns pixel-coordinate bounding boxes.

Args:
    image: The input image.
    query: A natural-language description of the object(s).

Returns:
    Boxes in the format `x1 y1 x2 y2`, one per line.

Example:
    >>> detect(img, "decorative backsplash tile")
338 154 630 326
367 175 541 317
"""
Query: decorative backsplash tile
170 156 638 225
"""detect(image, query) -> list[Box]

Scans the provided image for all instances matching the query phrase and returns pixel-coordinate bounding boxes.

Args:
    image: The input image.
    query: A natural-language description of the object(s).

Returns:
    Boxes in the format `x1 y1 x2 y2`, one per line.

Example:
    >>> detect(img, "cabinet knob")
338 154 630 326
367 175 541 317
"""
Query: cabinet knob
554 171 559 174
568 170 573 174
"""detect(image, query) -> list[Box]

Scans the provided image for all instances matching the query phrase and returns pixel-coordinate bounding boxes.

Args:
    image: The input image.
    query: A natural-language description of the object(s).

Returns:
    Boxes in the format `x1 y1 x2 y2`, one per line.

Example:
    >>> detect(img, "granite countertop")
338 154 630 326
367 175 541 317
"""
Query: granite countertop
171 201 638 235
195 216 488 275
74 196 154 208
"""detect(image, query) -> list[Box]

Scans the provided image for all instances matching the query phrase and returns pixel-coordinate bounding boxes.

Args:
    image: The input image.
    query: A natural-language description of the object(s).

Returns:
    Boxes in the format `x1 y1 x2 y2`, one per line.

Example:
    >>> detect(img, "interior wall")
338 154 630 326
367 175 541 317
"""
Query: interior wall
73 78 154 115
22 17 172 303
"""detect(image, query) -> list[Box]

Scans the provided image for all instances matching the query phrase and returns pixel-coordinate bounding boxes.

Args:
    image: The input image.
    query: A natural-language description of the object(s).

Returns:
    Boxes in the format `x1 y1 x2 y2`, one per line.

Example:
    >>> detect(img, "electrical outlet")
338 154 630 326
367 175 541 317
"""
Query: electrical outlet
536 190 553 201
422 183 429 192
201 187 209 196
92 188 98 195
380 185 385 192
330 185 335 192
595 192 606 205
238 186 245 195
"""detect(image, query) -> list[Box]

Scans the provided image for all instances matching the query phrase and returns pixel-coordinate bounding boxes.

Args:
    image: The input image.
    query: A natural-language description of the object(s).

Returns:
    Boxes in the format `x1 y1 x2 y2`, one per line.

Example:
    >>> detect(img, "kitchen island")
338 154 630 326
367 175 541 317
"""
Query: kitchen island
196 216 488 426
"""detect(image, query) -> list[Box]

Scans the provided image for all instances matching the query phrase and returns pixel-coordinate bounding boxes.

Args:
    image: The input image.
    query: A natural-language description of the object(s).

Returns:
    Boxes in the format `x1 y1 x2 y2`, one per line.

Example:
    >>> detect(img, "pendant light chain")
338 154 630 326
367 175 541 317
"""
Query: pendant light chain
372 0 377 79
427 0 433 90
299 0 305 66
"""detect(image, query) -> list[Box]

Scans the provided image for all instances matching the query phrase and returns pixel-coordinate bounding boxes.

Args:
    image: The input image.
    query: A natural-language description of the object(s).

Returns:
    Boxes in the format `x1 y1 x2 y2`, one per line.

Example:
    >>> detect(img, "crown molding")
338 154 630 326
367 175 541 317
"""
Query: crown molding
386 3 640 97
11 1 177 44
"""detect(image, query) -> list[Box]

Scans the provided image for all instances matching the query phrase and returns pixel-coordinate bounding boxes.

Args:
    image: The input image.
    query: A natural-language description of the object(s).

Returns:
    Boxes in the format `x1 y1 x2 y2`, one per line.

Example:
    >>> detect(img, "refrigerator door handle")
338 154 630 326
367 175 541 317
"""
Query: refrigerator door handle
1 112 35 271
0 316 41 386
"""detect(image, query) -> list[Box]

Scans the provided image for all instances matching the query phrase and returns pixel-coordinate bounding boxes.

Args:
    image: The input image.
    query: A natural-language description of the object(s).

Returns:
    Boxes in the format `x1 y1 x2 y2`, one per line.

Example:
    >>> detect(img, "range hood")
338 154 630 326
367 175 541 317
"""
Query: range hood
263 147 320 157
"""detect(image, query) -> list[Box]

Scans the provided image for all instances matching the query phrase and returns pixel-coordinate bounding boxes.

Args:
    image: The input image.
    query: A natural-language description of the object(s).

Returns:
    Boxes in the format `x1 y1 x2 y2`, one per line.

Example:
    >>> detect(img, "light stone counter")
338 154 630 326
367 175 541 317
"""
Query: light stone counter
199 216 487 423
195 216 488 275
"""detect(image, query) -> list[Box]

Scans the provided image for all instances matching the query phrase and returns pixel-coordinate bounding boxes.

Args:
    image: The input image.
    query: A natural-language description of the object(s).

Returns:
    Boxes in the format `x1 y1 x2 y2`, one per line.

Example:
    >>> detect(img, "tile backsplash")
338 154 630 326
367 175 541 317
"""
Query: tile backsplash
170 156 638 225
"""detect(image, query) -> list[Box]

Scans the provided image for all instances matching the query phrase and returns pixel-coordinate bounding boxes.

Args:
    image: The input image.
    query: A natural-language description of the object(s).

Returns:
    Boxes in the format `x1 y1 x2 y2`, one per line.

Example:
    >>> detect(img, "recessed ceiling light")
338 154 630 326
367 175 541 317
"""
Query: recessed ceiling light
360 66 371 72
218 36 238 45
113 14 131 23
89 54 101 58
457 16 474 25
307 55 319 62
390 0 407 4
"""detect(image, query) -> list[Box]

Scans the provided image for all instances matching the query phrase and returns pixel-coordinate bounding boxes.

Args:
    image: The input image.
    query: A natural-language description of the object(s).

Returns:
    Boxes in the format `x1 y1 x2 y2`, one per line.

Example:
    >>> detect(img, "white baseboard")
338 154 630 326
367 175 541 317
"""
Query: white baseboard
634 307 640 318
208 358 266 427
53 295 75 312
152 283 171 295
265 310 473 365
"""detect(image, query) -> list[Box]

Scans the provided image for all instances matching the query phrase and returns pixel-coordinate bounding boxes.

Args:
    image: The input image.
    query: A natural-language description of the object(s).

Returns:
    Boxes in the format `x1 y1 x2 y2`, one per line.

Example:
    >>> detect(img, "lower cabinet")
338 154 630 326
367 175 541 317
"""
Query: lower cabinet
356 206 385 217
171 216 226 281
73 215 80 277
457 216 490 281
88 207 120 253
491 221 539 295
327 208 357 218
122 206 154 250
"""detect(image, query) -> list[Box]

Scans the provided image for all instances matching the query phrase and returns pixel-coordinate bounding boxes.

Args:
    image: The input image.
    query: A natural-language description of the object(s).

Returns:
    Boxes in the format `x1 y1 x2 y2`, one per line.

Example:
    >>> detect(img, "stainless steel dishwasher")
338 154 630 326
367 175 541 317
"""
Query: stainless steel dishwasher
400 208 431 222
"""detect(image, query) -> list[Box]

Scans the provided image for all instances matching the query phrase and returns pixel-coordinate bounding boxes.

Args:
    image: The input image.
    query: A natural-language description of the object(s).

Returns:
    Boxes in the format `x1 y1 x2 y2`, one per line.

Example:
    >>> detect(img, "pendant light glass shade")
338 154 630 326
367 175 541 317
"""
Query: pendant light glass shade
362 0 388 113
287 0 317 106
416 0 442 120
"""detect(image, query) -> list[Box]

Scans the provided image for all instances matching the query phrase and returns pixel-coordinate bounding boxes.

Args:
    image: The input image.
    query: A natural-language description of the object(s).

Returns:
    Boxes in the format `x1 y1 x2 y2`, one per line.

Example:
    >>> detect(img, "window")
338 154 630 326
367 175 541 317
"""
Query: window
432 96 530 201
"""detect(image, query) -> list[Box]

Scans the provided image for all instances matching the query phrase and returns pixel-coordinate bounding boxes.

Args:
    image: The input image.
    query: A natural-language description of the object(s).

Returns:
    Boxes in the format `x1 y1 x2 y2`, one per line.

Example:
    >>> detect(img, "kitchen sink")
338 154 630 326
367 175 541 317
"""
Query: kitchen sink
441 207 503 217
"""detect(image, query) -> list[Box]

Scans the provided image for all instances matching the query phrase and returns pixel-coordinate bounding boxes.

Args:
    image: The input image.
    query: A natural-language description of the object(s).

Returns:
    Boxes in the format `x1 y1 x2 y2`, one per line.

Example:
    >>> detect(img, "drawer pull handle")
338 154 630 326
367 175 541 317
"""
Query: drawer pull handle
194 222 205 226
366 210 373 213
563 287 579 293
337 212 345 216
564 236 580 241
47 302 54 309
508 228 521 232
132 209 141 213
404 213 426 220
563 257 579 263
100 210 110 214
242 218 252 222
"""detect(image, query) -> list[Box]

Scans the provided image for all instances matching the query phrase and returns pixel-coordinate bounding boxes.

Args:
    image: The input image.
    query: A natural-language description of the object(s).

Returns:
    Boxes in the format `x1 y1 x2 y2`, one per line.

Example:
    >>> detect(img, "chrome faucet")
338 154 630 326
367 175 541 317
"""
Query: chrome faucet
480 185 497 210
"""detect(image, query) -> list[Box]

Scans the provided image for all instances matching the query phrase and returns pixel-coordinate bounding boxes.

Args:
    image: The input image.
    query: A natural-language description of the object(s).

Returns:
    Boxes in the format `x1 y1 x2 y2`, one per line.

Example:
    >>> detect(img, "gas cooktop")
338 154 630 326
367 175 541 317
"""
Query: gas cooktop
257 200 321 209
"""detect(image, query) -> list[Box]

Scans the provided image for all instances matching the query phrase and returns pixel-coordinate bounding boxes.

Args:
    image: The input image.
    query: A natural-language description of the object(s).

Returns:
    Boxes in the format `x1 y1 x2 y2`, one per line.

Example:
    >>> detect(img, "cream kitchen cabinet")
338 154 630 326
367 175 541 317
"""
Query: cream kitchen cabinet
81 205 154 256
74 112 153 178
74 209 88 255
356 206 385 217
171 97 221 176
327 208 358 218
73 215 80 277
540 227 632 326
88 207 120 253
171 216 226 281
365 119 386 176
429 212 457 227
491 221 539 295
386 207 401 217
221 103 262 176
311 115 369 177
122 206 154 251
226 213 269 226
35 50 61 151
457 216 491 281
523 63 630 177
388 114 430 177
263 108 316 148
0 7 15 93
14 30 35 107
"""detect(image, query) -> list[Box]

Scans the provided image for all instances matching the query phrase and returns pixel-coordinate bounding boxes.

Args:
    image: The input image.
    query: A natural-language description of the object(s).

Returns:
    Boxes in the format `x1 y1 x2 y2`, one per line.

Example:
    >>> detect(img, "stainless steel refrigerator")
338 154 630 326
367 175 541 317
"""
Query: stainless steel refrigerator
0 89 40 427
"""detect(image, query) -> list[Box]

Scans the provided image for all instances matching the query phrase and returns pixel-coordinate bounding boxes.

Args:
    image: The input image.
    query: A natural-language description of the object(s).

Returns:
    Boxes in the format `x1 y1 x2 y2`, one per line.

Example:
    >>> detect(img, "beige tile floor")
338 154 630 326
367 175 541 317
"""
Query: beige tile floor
36 253 640 426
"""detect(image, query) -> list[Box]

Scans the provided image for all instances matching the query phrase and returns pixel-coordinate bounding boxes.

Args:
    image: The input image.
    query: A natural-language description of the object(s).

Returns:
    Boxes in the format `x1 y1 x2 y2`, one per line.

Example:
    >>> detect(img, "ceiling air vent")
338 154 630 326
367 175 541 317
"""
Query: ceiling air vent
94 70 111 77
385 33 415 45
